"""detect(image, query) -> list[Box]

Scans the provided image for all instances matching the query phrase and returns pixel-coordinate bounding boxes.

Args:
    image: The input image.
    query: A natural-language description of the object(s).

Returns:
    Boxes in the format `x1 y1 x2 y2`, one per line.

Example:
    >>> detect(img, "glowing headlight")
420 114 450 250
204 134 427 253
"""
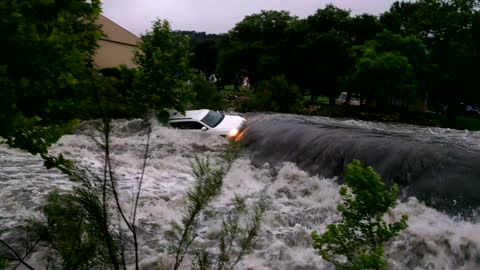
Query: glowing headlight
228 128 239 137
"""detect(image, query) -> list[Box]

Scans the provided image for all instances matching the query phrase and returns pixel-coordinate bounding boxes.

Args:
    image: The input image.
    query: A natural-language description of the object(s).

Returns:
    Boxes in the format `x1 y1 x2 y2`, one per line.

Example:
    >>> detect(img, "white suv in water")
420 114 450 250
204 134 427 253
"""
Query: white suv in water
168 109 246 138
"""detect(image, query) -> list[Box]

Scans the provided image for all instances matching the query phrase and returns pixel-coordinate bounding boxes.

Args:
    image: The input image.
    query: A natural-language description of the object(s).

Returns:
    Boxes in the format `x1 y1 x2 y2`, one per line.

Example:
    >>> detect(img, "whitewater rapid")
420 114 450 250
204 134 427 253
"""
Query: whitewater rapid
1 116 479 269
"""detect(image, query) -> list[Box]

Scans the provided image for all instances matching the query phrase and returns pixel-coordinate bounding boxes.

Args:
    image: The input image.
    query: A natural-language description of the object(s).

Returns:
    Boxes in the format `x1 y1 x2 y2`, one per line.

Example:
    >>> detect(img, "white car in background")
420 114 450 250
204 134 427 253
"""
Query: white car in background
168 109 246 138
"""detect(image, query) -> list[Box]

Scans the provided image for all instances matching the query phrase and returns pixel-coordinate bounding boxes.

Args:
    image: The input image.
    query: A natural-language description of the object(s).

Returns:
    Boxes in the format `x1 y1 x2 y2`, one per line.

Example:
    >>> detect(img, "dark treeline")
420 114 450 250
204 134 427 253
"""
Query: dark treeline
181 0 480 114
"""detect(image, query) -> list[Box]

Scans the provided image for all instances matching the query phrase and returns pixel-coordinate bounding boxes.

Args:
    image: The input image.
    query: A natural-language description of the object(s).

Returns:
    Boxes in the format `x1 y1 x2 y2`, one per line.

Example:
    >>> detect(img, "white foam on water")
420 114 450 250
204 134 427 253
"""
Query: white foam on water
387 198 480 270
1 119 480 269
0 145 74 233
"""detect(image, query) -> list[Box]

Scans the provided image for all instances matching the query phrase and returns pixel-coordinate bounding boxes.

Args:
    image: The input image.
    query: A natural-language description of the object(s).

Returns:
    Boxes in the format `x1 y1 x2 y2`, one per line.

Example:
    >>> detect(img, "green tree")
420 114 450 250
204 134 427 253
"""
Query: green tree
312 160 408 270
131 19 193 119
0 0 102 155
283 19 310 94
300 5 354 104
191 39 218 76
348 31 426 109
381 0 480 109
364 50 416 108
217 10 297 89
349 14 384 46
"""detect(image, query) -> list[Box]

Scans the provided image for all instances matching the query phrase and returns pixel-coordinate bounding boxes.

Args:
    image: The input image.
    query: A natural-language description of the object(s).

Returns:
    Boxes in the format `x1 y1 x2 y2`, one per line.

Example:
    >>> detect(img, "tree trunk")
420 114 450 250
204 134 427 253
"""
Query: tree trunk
329 95 335 105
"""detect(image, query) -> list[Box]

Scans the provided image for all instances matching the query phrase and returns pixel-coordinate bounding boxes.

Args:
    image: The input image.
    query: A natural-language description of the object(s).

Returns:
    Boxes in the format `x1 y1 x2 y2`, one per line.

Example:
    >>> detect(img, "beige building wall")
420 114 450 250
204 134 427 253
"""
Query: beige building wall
95 39 138 68
94 15 140 69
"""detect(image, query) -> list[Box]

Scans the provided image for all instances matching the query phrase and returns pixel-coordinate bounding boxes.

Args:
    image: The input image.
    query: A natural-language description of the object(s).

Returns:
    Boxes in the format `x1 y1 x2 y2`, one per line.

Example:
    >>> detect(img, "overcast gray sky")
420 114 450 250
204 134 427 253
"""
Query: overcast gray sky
101 0 398 35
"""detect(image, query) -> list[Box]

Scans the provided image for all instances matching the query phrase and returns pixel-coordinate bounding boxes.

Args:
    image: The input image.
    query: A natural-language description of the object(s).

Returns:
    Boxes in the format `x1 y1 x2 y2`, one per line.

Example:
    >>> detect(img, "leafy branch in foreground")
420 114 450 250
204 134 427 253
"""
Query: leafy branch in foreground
166 140 240 270
312 160 408 270
193 195 268 270
33 189 119 270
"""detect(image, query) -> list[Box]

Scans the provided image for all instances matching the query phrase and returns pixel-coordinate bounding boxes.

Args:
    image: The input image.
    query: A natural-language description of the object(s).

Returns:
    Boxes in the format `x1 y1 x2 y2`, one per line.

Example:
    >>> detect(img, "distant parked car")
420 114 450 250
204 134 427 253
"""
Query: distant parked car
168 109 246 138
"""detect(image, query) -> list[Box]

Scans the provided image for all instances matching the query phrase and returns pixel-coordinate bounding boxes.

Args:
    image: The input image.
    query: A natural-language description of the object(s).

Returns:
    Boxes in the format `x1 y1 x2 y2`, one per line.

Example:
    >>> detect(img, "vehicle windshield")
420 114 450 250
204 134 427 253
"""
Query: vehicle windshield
201 110 224 127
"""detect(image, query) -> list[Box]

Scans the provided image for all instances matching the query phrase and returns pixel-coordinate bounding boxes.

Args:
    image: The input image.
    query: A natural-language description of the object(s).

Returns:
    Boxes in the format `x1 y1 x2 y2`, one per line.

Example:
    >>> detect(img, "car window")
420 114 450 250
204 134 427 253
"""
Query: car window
201 110 224 127
169 122 185 129
170 121 205 130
